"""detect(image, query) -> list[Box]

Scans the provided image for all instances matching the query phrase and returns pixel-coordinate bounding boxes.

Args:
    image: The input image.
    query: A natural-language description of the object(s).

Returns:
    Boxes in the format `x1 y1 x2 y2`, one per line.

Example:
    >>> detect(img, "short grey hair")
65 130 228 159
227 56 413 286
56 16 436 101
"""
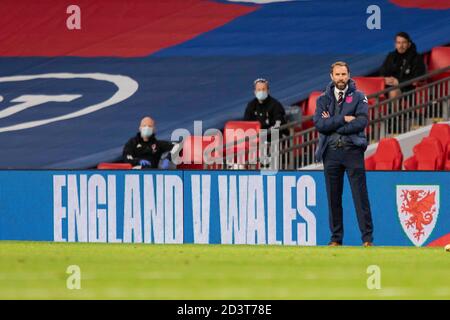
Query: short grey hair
254 78 269 88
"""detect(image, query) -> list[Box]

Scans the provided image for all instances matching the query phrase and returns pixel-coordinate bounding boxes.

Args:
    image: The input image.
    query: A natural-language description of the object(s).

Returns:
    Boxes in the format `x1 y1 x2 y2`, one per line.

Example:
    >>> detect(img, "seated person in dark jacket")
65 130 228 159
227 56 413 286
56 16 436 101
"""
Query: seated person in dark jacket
122 116 175 169
379 32 426 98
244 78 288 136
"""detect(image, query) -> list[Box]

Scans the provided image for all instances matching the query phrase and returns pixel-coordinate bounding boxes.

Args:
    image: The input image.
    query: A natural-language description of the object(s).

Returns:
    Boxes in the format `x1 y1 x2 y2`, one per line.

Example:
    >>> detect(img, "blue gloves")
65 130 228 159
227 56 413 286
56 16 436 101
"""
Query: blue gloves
139 159 151 167
160 158 170 170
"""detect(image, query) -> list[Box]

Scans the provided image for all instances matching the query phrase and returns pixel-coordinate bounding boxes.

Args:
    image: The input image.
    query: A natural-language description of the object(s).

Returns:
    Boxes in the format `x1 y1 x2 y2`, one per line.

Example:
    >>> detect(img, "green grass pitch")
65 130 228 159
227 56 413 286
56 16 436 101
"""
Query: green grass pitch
0 241 449 299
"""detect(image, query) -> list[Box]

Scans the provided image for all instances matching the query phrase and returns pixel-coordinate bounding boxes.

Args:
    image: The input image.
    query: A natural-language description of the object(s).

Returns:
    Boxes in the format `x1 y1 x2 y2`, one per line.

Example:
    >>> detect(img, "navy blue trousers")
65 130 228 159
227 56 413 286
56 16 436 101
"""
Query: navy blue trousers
323 146 373 244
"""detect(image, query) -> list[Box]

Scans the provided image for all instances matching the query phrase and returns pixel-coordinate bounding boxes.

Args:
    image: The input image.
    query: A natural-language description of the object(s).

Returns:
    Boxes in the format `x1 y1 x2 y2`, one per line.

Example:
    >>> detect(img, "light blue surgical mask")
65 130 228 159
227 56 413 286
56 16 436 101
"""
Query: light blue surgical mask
140 126 154 138
255 90 268 101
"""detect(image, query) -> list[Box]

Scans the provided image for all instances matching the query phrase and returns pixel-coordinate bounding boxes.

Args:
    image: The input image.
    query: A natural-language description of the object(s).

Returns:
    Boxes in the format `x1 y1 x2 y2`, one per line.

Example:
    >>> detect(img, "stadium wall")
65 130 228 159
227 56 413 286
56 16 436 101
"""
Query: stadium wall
0 170 448 246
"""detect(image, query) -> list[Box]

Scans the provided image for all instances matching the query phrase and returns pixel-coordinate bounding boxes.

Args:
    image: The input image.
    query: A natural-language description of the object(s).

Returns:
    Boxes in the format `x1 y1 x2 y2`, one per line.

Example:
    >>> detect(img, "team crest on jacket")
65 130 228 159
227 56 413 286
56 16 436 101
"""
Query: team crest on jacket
396 185 440 246
151 144 157 153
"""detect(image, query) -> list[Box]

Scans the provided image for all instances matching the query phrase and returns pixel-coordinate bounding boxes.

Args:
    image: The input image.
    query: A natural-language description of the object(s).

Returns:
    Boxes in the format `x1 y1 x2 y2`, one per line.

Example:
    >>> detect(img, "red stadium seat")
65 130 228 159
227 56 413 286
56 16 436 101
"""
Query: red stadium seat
403 137 445 170
429 47 450 99
412 47 449 115
297 91 323 160
224 121 261 166
415 52 430 108
97 163 132 169
403 156 418 171
429 123 450 170
429 123 450 154
177 135 222 169
429 46 450 81
352 77 385 105
352 77 385 133
422 52 430 68
301 91 321 129
365 138 403 170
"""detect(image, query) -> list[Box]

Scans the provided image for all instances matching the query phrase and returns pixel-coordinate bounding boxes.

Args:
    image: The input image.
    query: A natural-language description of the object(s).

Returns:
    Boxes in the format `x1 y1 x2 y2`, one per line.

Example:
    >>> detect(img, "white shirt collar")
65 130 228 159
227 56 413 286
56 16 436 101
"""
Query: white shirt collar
334 85 348 101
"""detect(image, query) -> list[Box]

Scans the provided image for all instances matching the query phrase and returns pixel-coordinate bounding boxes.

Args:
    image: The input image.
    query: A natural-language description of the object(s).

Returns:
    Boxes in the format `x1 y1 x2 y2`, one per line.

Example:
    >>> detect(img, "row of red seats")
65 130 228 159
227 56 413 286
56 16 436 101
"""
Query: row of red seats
179 120 262 169
98 122 449 171
365 123 450 170
97 124 450 172
300 46 450 130
98 120 262 170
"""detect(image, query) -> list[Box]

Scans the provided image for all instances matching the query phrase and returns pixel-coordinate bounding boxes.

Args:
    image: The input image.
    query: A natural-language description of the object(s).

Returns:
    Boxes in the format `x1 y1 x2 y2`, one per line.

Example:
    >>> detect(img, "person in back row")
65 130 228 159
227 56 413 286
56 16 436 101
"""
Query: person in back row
244 78 287 134
379 32 426 98
122 116 175 169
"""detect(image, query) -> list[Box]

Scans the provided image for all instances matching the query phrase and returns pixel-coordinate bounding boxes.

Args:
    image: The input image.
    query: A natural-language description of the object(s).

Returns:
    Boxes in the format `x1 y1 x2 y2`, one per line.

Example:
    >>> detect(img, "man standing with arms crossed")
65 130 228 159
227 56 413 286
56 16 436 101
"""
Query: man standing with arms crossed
313 61 374 247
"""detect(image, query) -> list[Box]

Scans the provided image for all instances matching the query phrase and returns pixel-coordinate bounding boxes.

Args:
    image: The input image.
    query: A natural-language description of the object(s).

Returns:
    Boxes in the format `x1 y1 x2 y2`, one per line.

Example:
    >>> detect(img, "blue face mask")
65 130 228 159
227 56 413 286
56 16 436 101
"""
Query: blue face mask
140 126 154 138
255 90 268 101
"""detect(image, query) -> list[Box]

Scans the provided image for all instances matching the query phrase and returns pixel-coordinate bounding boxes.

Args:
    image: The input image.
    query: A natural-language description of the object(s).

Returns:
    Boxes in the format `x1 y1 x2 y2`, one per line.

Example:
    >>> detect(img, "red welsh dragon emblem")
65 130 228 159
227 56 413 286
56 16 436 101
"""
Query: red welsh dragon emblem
397 186 440 246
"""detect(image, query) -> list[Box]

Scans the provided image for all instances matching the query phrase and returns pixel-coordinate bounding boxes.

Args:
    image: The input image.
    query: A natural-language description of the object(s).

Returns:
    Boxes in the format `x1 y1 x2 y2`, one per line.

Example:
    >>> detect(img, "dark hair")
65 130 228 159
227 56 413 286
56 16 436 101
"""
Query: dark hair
395 32 411 42
330 61 350 74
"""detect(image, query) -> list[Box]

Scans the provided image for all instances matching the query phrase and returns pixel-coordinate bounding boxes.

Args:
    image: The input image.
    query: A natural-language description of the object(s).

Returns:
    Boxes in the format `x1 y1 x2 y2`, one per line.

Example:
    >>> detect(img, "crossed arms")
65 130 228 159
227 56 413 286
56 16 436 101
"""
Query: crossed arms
313 95 369 135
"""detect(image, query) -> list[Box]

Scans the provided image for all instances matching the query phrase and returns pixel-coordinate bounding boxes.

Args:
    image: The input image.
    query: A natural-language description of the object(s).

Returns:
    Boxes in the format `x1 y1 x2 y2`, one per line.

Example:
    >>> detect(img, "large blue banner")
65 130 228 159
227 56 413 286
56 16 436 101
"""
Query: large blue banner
2 1 449 169
0 170 448 246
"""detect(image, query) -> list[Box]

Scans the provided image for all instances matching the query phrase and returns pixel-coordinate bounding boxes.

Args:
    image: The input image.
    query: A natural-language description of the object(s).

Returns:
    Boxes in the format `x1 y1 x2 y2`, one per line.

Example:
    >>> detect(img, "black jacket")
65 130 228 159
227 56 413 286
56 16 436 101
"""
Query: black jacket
244 95 287 133
122 133 174 168
379 42 426 86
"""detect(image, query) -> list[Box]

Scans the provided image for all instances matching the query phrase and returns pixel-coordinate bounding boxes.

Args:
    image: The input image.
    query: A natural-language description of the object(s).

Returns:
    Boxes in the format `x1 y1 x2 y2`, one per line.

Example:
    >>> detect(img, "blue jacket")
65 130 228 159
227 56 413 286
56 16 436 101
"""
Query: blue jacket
313 79 369 162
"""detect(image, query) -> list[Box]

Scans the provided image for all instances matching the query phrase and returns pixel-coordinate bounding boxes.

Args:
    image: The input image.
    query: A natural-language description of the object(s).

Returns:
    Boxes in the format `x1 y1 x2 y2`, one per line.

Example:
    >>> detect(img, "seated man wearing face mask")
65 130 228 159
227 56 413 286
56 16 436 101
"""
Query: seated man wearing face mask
244 78 287 136
122 116 175 169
